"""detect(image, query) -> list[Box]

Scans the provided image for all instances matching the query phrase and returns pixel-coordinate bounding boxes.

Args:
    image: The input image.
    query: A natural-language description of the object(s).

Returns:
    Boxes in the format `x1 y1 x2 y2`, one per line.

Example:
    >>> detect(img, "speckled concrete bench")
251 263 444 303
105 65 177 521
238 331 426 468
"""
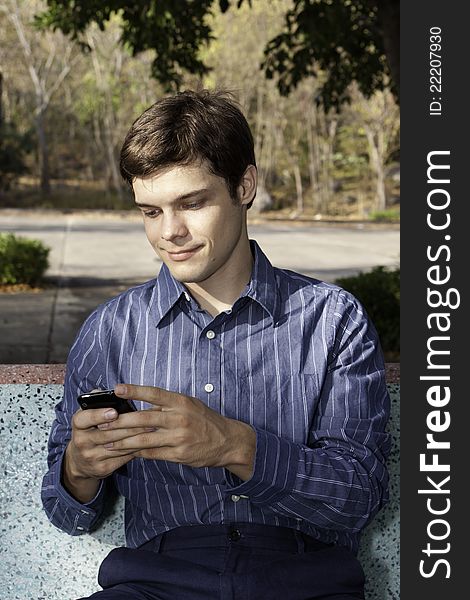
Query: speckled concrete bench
0 365 399 600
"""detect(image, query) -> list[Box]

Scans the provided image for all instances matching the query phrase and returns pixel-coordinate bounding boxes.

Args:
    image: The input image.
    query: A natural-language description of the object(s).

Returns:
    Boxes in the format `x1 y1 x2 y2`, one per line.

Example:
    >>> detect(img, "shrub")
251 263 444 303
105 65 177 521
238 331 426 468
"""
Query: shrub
0 233 50 286
335 266 400 361
369 209 400 223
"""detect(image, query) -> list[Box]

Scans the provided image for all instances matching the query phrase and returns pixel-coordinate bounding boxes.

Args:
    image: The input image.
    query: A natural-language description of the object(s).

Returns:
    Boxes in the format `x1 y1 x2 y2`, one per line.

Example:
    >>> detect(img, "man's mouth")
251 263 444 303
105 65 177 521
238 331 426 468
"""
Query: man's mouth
165 246 203 261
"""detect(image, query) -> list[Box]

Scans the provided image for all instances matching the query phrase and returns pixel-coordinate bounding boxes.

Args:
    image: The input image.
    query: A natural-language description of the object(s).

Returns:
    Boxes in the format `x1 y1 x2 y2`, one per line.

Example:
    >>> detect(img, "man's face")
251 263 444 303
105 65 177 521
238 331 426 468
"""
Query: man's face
133 162 253 286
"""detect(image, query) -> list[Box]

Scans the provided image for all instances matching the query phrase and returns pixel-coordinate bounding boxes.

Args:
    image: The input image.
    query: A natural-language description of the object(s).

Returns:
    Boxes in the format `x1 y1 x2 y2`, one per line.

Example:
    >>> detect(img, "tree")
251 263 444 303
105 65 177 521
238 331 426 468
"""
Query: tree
0 0 79 194
82 21 131 195
36 0 399 110
262 0 399 110
346 85 399 212
36 0 216 90
69 18 164 193
198 0 290 197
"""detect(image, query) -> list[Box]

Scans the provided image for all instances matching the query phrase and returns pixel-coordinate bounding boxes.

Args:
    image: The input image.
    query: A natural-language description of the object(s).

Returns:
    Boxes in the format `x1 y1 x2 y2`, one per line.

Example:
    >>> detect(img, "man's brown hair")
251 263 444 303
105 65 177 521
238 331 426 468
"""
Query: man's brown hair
120 89 256 208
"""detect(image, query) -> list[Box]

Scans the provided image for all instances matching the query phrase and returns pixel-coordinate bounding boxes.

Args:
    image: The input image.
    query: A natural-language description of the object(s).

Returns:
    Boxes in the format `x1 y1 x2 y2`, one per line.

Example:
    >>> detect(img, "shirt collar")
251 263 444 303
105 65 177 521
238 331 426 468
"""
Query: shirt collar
153 239 281 325
243 239 280 323
153 264 190 324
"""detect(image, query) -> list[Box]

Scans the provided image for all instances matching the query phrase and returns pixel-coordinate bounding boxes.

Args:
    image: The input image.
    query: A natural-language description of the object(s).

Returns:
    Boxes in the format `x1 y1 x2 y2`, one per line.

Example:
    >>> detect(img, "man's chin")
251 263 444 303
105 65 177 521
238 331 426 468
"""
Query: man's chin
166 266 211 285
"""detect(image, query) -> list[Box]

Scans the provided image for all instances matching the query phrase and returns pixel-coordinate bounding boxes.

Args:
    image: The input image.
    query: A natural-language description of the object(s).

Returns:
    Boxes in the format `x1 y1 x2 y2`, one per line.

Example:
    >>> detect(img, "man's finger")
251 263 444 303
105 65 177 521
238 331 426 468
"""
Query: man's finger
114 383 180 407
103 430 173 451
97 409 170 430
97 452 138 470
93 426 158 445
73 407 118 430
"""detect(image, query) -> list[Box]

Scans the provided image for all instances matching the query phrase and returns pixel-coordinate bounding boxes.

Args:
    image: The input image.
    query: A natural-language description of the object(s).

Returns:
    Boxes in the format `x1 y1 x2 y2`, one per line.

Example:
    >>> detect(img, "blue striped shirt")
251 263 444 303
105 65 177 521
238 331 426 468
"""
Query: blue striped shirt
41 240 390 553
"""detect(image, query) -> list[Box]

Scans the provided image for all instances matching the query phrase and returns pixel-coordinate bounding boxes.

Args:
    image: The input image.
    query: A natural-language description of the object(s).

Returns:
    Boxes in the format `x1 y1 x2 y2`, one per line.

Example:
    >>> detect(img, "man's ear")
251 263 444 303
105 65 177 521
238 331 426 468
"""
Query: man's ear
237 165 257 207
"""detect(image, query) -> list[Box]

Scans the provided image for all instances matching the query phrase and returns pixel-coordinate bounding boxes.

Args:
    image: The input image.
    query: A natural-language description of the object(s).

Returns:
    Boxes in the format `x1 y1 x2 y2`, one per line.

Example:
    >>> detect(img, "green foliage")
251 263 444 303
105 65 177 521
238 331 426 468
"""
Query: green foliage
262 0 397 111
36 0 398 109
0 233 50 286
335 266 400 359
369 209 400 223
36 0 217 91
332 122 369 183
0 123 31 191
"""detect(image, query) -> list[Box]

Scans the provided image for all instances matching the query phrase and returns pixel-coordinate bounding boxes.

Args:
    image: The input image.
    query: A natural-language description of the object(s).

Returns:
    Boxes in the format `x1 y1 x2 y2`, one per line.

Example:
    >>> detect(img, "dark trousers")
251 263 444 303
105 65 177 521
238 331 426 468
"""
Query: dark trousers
78 523 365 600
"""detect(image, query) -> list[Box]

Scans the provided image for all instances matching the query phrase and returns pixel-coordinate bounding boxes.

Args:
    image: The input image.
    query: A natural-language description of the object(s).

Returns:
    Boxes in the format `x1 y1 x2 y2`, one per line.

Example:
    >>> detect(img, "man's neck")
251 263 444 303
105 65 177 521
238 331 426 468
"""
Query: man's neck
185 239 253 318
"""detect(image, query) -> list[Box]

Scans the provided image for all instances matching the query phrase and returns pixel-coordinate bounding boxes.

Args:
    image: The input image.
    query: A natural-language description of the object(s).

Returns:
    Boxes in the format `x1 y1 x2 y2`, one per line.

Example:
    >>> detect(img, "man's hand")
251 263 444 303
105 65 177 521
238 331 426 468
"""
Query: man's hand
102 383 256 481
63 397 154 503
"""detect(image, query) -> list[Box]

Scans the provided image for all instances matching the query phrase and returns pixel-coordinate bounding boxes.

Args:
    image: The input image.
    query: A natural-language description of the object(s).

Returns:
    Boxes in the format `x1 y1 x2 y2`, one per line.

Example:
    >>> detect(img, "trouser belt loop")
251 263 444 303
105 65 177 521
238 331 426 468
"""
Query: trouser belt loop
294 529 306 553
152 534 164 552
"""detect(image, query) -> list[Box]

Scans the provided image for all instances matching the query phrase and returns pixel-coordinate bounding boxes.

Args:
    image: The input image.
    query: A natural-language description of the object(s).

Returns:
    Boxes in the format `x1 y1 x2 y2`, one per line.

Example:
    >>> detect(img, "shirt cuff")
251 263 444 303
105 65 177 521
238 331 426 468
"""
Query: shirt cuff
225 427 300 505
44 451 106 532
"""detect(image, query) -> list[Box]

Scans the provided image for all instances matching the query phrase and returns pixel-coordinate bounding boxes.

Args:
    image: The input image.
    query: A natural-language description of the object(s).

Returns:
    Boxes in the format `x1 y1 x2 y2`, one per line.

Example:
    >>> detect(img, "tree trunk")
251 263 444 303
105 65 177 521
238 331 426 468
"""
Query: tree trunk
293 163 303 213
86 31 124 197
261 115 274 190
36 108 51 195
255 86 263 163
315 106 327 214
306 102 320 213
0 72 3 127
365 126 386 212
317 108 337 215
325 119 337 214
104 124 123 197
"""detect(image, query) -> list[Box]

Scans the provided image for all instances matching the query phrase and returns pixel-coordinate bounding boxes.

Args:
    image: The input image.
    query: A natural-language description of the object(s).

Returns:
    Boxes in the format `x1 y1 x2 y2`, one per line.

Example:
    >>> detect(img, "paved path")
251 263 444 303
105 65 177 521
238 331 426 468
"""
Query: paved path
0 211 399 364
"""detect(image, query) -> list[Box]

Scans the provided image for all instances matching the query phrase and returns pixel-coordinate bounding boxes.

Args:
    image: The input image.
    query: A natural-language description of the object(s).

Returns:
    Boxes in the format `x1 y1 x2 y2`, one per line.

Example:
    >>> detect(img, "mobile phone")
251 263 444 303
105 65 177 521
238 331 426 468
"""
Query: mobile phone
77 389 137 414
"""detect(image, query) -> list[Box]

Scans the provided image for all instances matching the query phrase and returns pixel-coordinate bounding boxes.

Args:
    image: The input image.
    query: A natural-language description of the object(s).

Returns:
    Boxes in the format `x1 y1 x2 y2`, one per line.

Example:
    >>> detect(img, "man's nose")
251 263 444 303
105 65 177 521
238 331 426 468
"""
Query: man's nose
160 212 188 241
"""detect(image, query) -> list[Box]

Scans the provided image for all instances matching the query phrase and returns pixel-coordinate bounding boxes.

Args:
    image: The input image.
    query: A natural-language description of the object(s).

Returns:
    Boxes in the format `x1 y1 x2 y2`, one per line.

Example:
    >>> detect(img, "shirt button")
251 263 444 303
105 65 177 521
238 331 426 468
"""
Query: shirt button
206 330 216 339
228 528 241 542
231 495 241 502
204 383 214 393
76 526 85 531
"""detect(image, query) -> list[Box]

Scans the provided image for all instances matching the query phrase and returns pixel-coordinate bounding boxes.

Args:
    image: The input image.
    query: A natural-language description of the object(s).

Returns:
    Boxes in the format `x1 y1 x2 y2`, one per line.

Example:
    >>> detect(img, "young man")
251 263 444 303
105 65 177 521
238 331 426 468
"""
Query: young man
42 89 390 600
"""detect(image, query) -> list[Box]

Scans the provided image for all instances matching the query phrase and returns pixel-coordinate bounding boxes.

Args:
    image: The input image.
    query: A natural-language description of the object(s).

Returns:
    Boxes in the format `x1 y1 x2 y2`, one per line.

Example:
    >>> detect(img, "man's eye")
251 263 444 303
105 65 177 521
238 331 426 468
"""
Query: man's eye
143 210 160 218
183 201 204 210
